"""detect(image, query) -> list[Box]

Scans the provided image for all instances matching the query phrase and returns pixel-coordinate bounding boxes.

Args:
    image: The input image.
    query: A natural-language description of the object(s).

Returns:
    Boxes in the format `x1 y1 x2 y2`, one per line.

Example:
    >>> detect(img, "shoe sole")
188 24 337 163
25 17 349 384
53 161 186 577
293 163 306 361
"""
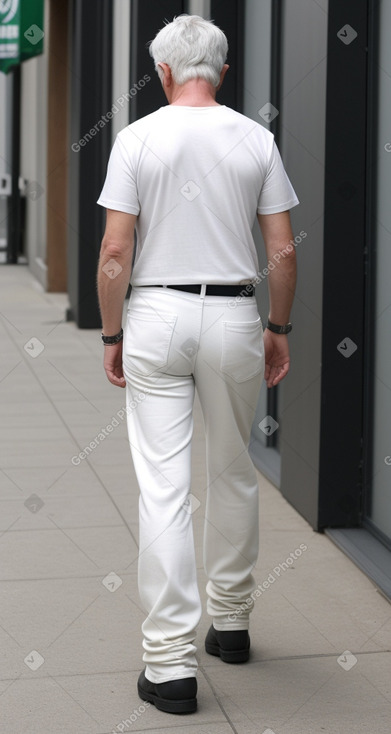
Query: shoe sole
205 640 250 663
138 683 197 714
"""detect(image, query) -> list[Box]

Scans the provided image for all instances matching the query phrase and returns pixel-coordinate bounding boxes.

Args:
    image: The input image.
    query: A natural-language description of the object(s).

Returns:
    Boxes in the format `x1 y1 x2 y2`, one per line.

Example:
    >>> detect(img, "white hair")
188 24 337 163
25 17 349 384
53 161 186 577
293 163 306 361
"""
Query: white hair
149 14 228 88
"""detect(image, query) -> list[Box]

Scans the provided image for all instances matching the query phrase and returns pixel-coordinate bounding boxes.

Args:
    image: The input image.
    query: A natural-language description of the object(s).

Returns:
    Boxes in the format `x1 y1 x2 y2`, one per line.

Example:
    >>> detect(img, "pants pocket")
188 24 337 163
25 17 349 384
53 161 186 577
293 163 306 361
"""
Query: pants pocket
220 316 264 383
124 311 177 376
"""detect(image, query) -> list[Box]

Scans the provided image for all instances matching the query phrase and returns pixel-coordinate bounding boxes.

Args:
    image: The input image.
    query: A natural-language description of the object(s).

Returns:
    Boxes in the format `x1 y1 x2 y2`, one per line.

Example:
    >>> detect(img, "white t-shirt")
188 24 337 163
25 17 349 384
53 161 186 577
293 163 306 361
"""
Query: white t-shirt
97 105 299 285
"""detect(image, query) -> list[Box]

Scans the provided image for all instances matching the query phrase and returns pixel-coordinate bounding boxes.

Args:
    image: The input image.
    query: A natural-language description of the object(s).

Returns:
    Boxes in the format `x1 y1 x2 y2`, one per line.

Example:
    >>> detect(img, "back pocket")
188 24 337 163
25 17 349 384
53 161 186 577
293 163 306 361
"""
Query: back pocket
221 317 264 382
124 311 177 376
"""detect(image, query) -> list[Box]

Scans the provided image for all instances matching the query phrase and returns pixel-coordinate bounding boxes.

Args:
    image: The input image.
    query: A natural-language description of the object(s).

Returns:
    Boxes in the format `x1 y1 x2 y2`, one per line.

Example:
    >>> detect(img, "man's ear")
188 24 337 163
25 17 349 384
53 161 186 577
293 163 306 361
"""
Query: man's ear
156 63 164 84
216 64 229 92
157 62 172 87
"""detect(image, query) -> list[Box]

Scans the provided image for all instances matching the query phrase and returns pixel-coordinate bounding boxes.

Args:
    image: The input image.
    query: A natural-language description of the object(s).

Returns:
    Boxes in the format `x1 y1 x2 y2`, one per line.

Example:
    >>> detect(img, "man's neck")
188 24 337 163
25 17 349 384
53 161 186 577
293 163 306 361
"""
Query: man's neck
168 79 220 107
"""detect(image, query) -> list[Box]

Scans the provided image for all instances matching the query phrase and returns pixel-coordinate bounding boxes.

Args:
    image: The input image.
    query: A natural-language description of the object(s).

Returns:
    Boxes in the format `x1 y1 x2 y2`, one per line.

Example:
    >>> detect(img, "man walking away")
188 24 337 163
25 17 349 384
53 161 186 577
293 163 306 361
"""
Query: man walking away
97 14 298 715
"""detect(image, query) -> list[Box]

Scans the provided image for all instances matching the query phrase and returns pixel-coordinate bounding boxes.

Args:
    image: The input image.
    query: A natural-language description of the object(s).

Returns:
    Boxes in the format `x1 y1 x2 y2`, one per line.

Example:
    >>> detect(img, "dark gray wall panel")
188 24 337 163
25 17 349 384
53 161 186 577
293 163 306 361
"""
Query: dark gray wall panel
278 0 328 528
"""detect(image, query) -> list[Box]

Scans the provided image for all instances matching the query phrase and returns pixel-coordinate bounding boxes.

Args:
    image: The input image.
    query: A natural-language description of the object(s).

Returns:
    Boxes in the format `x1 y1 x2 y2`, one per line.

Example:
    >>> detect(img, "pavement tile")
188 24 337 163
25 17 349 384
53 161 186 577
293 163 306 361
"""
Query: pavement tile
0 670 227 734
0 266 390 734
0 526 138 581
0 492 124 531
92 464 141 499
0 463 103 498
200 653 391 734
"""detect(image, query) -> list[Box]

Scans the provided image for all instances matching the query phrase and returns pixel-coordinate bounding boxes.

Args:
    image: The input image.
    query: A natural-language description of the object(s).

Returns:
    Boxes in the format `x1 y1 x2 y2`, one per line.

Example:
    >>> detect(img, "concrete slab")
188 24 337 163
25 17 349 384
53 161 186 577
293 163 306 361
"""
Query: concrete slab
0 266 390 734
0 670 228 734
0 526 139 580
199 653 391 734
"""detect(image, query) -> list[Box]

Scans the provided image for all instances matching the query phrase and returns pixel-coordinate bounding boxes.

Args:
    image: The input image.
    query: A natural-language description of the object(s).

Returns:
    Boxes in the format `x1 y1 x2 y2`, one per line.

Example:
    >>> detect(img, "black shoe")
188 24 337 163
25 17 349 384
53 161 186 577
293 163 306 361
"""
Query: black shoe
205 624 250 663
137 668 197 714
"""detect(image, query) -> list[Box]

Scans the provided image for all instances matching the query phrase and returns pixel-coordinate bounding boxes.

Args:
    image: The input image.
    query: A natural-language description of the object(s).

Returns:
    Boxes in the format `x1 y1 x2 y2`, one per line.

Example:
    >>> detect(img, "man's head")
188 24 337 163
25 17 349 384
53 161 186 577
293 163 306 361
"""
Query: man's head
149 14 228 89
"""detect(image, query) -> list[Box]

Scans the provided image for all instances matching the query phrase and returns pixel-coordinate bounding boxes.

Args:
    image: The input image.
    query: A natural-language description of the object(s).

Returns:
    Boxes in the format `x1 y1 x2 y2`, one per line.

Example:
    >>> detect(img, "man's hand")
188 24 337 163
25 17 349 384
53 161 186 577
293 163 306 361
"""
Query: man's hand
257 210 296 388
103 342 126 388
97 209 136 388
263 329 290 388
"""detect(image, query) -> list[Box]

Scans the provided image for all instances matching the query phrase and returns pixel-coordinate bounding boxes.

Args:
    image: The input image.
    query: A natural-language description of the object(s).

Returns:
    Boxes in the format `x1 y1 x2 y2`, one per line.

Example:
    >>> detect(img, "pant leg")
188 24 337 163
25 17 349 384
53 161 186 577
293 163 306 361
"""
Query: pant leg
193 297 265 631
122 287 202 684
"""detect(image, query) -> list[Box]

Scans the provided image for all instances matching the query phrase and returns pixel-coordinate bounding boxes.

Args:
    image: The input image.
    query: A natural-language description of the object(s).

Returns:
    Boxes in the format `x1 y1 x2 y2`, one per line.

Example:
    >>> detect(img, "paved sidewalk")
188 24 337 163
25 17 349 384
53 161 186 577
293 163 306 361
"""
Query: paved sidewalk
0 265 390 734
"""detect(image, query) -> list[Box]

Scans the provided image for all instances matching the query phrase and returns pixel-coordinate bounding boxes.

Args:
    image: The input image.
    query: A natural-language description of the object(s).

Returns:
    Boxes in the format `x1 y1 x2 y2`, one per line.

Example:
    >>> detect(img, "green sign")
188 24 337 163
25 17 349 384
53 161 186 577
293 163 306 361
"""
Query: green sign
0 0 44 74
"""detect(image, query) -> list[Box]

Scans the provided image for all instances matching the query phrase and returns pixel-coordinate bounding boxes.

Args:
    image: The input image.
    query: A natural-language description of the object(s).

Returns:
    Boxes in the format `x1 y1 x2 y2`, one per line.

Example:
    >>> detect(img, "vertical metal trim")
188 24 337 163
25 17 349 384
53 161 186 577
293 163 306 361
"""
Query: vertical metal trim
362 0 380 520
266 0 283 448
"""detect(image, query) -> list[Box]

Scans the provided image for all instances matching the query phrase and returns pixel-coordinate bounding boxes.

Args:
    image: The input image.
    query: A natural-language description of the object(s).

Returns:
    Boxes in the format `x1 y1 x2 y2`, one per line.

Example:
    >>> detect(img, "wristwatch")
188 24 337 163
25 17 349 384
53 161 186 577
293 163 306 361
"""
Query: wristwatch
101 328 124 345
266 319 292 334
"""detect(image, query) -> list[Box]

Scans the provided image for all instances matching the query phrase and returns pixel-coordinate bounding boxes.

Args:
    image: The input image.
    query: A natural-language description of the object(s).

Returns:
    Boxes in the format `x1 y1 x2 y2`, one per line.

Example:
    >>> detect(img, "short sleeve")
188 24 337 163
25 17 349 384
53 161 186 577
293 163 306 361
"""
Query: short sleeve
97 133 140 215
257 140 299 214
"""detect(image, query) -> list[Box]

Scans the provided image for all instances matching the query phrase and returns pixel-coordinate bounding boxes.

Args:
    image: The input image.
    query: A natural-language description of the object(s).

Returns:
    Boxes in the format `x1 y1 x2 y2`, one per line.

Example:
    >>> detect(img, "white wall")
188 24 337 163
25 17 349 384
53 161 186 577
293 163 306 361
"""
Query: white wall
188 0 211 17
19 0 49 286
0 72 12 176
0 71 13 259
111 0 131 142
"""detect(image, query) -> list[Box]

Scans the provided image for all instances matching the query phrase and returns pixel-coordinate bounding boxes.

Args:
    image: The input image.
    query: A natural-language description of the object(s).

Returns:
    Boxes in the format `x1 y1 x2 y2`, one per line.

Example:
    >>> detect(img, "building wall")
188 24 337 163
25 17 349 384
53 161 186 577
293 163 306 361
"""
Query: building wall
46 0 69 292
188 0 211 16
20 0 50 286
278 0 328 526
111 0 131 143
0 72 13 259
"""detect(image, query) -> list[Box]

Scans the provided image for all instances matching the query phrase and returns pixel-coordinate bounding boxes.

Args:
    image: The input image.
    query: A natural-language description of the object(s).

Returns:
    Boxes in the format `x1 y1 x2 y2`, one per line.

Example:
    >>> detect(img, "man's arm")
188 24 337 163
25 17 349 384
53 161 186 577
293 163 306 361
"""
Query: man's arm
97 209 137 387
257 210 297 388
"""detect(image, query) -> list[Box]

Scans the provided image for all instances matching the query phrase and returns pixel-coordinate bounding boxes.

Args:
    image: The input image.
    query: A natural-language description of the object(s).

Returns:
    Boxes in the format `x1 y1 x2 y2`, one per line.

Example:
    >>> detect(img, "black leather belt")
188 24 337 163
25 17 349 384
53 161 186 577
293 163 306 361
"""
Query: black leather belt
142 284 254 296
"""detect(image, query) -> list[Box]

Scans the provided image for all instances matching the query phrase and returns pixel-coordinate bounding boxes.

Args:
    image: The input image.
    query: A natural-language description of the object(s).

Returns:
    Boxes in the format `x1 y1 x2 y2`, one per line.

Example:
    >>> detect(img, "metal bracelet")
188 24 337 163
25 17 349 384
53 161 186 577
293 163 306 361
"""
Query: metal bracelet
101 328 124 345
266 319 292 334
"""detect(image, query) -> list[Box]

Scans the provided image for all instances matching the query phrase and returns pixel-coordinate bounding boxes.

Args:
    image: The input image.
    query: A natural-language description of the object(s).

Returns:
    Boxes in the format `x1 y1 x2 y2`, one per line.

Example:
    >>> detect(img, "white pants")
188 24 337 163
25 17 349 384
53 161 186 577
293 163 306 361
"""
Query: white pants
122 285 265 683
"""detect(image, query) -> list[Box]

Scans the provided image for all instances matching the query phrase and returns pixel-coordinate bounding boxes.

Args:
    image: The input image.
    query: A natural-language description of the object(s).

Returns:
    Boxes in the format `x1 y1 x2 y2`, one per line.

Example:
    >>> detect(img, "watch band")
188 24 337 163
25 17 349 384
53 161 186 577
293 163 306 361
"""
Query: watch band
266 319 292 334
101 328 124 345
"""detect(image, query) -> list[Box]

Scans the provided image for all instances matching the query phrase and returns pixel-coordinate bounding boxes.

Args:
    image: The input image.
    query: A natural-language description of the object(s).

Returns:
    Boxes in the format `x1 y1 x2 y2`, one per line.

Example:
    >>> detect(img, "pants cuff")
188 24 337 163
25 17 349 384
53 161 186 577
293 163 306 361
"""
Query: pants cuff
213 616 250 631
145 665 198 684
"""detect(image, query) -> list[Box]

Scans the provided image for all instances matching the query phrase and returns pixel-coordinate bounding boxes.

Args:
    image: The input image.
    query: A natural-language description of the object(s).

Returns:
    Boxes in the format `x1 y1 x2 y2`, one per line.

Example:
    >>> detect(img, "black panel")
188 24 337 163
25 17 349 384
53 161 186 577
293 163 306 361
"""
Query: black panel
130 0 185 123
269 0 282 145
265 0 283 449
210 0 244 111
67 0 113 328
130 1 244 121
319 0 369 528
8 66 21 264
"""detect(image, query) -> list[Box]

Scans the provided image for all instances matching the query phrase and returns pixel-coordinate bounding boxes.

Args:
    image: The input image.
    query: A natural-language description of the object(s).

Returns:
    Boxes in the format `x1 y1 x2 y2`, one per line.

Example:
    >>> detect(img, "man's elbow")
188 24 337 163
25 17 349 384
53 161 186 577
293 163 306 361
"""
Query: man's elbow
100 236 133 261
268 242 297 268
280 242 297 263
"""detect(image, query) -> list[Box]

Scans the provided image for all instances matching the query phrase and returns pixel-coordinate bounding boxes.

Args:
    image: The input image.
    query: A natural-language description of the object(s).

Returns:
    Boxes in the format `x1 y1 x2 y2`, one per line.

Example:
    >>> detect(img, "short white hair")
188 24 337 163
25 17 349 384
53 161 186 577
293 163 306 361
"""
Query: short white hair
149 14 228 88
